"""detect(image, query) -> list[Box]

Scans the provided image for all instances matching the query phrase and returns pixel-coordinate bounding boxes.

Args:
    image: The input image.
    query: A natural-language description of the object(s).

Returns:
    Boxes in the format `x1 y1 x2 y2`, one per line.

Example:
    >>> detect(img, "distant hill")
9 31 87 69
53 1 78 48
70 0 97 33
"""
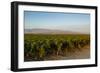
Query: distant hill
24 28 87 34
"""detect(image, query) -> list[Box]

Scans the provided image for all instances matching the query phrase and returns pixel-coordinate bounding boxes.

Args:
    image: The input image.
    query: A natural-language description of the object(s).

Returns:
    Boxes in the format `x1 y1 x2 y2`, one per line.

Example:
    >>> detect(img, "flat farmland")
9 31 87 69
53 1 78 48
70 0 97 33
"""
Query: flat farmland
24 34 90 61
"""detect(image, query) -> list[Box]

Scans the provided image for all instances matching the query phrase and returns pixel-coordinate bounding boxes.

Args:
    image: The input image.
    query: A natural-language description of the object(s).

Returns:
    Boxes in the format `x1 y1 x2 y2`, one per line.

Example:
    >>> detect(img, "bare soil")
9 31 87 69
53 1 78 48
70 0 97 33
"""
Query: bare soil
45 45 90 60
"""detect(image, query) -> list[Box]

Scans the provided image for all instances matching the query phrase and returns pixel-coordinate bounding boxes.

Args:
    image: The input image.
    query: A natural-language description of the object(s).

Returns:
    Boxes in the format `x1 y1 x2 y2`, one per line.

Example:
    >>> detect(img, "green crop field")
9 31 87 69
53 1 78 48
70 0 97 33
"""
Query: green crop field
24 34 90 61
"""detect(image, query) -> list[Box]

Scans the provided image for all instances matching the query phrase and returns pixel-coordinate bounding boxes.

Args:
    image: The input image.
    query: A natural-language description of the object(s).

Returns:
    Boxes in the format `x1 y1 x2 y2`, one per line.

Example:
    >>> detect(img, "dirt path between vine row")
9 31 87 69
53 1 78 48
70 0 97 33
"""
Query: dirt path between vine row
61 45 90 60
45 45 90 60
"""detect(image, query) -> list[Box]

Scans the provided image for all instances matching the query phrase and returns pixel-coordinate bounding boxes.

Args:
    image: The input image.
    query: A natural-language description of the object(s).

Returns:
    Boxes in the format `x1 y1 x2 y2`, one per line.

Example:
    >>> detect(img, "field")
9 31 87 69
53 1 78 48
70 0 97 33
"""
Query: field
24 34 90 61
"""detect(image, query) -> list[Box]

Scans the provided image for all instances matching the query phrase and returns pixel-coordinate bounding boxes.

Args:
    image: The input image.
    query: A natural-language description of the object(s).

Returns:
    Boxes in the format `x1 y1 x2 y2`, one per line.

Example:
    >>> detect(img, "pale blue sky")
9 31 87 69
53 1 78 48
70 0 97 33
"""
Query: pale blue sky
24 11 90 34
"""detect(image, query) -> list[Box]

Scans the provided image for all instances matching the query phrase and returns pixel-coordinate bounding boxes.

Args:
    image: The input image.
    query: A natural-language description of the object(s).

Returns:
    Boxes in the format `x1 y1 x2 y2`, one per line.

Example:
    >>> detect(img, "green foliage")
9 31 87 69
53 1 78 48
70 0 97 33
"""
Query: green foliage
24 34 90 61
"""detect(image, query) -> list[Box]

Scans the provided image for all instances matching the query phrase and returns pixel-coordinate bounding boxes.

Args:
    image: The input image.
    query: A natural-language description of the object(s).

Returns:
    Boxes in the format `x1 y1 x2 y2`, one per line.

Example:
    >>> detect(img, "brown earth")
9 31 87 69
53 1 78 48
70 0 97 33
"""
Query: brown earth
45 45 90 60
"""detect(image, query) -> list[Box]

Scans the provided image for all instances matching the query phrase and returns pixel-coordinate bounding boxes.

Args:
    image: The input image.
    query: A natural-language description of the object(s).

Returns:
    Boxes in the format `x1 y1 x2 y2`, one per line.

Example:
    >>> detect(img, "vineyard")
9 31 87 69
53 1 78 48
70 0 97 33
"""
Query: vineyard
24 34 90 61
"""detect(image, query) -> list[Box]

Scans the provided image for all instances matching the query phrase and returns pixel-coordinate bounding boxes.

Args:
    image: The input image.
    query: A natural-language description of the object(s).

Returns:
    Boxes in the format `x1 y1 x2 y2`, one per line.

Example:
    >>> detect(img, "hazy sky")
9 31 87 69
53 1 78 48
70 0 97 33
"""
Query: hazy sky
24 11 90 34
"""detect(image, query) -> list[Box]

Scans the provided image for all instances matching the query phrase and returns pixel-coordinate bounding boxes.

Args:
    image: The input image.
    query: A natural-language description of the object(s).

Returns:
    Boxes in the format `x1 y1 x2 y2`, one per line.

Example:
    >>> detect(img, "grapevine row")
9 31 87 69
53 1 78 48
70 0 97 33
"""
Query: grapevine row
24 38 90 61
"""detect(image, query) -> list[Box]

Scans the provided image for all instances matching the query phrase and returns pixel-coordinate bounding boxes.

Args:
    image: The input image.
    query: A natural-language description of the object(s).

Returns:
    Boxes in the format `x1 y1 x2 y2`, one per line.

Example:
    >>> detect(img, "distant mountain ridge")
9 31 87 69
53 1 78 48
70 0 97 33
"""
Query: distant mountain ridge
24 28 88 34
